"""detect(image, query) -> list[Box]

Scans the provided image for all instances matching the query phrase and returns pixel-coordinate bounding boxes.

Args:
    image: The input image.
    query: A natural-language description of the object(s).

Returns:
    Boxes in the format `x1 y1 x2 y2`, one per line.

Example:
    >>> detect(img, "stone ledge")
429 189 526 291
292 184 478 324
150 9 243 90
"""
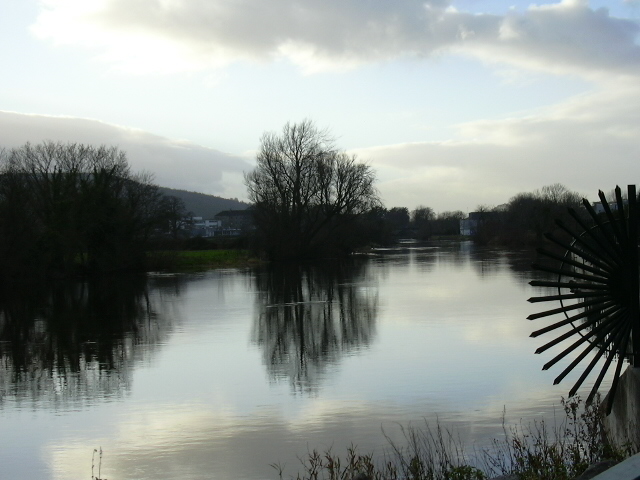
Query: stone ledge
590 453 640 480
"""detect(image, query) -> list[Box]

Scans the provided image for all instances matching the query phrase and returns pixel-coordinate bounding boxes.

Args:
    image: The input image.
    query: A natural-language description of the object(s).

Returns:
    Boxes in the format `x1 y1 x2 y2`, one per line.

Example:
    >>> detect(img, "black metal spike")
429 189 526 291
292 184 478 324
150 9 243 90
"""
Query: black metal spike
531 302 618 339
531 263 610 284
614 186 629 245
534 304 621 354
583 197 623 260
598 189 627 251
569 206 623 266
529 280 609 291
528 292 610 304
603 328 631 414
543 316 622 385
555 218 620 270
537 247 609 279
544 232 614 275
567 318 629 396
527 297 613 320
531 186 639 415
543 309 625 371
552 317 627 384
586 319 632 405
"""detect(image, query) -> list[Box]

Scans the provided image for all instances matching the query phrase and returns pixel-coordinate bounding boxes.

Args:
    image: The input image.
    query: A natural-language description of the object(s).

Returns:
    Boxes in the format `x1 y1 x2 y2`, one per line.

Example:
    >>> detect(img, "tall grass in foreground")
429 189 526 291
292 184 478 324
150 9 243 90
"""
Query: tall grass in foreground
279 396 635 480
91 447 106 480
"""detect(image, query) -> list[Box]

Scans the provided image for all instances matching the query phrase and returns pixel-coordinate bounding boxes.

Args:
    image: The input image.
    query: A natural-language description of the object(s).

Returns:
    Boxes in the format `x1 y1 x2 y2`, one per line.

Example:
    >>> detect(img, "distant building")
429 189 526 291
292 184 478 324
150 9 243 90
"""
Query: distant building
214 209 254 230
459 211 500 236
459 218 475 236
592 200 627 215
189 217 222 237
183 209 255 237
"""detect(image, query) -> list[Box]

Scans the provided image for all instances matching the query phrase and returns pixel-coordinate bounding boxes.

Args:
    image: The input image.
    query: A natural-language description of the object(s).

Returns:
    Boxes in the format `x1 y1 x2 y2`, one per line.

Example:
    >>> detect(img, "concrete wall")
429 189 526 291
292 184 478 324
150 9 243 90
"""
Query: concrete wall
603 366 640 449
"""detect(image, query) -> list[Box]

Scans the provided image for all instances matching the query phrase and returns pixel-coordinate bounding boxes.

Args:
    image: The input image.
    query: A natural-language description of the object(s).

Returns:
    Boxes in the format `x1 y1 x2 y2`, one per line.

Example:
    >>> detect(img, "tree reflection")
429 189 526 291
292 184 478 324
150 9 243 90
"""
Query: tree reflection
502 248 558 285
0 276 172 408
467 244 506 277
252 260 378 393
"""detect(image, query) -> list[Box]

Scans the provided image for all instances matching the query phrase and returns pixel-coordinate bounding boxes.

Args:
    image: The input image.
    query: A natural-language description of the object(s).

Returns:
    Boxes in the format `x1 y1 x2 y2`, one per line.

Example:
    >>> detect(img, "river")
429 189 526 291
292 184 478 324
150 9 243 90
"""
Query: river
0 240 612 479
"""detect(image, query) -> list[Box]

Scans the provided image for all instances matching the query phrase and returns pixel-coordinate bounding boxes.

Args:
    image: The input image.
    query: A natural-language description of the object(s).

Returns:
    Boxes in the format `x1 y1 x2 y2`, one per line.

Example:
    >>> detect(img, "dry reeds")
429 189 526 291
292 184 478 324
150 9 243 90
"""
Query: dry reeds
282 396 634 480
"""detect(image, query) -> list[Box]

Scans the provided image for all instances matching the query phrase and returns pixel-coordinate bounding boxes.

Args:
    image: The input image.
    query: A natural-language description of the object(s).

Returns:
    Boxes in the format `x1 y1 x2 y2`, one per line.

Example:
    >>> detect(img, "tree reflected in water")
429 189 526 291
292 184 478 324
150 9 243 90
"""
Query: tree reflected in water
252 260 379 393
0 276 173 408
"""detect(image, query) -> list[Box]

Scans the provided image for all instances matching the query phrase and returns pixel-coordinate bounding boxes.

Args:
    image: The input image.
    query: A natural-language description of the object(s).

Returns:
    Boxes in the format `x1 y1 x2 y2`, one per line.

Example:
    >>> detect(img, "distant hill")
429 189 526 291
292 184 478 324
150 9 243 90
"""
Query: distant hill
159 187 250 219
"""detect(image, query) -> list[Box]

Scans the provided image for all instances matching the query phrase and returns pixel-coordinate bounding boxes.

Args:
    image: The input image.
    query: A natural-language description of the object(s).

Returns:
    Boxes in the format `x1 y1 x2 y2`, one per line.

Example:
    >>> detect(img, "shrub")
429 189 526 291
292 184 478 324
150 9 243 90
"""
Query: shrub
281 396 633 480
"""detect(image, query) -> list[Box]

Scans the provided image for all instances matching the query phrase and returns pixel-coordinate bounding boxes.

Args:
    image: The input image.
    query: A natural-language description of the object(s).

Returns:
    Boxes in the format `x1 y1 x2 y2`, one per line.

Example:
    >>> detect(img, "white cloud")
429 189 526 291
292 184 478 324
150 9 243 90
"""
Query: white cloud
0 111 253 199
30 0 640 77
465 0 640 80
4 71 639 214
10 0 640 212
354 79 640 211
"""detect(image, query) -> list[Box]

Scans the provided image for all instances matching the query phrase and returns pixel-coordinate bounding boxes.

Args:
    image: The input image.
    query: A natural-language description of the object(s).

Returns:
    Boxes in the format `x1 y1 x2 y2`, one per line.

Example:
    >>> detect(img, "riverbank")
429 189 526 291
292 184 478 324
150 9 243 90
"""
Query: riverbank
282 396 634 480
147 249 263 271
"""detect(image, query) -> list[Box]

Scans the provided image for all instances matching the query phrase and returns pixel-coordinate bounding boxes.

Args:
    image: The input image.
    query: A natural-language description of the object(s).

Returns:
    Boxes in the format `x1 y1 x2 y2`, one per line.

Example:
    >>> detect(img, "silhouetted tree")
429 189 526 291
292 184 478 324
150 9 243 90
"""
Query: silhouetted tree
411 205 435 239
354 206 395 246
412 205 435 224
0 141 166 279
160 195 192 240
432 210 465 236
385 207 410 234
540 183 582 205
509 184 582 243
470 204 504 245
478 184 584 246
245 120 380 259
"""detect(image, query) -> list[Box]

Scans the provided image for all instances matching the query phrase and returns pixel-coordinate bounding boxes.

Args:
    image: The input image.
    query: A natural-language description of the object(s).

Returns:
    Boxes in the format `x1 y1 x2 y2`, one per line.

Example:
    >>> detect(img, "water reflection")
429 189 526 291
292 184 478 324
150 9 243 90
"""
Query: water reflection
461 241 557 285
370 240 533 279
0 242 611 480
252 260 379 393
0 276 172 408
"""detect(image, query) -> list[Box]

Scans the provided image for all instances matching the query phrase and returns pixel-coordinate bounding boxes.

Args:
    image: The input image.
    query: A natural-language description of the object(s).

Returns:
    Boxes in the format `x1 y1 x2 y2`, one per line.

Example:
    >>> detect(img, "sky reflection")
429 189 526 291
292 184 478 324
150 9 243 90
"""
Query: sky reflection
0 242 614 480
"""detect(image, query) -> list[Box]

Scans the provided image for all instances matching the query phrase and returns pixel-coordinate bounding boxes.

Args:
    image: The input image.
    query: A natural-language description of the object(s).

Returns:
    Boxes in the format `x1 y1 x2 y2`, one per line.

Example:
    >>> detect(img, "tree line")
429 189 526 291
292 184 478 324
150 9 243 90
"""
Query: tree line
245 119 380 259
0 141 189 281
243 119 603 257
471 184 589 246
370 184 609 248
0 122 619 281
242 120 485 259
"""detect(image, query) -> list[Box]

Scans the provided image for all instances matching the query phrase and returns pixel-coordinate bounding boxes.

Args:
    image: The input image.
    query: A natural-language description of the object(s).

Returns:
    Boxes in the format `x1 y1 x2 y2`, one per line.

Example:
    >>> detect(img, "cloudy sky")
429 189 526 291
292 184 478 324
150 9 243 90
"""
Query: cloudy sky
1 0 639 212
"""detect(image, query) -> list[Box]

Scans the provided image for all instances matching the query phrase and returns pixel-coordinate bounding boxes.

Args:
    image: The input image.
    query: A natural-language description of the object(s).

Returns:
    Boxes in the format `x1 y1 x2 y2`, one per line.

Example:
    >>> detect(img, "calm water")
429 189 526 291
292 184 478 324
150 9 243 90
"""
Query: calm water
0 241 612 480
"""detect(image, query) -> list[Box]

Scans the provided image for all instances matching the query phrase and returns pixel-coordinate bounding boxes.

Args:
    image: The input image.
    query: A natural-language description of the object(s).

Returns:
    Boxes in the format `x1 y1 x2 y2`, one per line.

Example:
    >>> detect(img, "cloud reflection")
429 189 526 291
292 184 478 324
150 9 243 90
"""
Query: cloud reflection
45 383 595 480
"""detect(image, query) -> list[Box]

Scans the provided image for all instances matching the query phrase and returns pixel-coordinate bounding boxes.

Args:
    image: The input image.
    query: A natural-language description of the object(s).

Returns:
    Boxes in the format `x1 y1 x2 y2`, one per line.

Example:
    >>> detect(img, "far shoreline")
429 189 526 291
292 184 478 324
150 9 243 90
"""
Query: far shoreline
146 249 264 272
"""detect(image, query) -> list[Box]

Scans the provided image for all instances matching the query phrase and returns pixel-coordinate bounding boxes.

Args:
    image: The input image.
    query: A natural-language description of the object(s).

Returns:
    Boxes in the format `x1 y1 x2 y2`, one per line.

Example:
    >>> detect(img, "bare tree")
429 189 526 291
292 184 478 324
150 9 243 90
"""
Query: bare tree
385 207 410 233
409 205 434 239
432 210 466 236
160 195 192 240
539 183 583 206
0 141 165 277
245 120 379 259
504 184 583 244
411 205 435 224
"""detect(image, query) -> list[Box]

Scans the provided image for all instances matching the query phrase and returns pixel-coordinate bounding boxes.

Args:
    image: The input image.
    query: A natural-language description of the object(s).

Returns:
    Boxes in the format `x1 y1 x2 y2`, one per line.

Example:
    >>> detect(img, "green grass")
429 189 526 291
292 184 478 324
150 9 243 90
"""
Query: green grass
147 249 262 271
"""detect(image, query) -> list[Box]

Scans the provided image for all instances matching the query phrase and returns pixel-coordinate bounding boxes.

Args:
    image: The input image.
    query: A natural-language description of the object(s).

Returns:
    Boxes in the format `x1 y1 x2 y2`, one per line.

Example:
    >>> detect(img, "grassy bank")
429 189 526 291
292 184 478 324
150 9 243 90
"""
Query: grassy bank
147 249 262 271
278 396 635 480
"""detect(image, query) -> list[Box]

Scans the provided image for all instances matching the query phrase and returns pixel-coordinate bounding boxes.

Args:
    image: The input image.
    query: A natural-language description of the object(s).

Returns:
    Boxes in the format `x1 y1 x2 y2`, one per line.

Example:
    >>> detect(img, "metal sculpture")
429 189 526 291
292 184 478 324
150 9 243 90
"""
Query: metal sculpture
529 185 639 413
